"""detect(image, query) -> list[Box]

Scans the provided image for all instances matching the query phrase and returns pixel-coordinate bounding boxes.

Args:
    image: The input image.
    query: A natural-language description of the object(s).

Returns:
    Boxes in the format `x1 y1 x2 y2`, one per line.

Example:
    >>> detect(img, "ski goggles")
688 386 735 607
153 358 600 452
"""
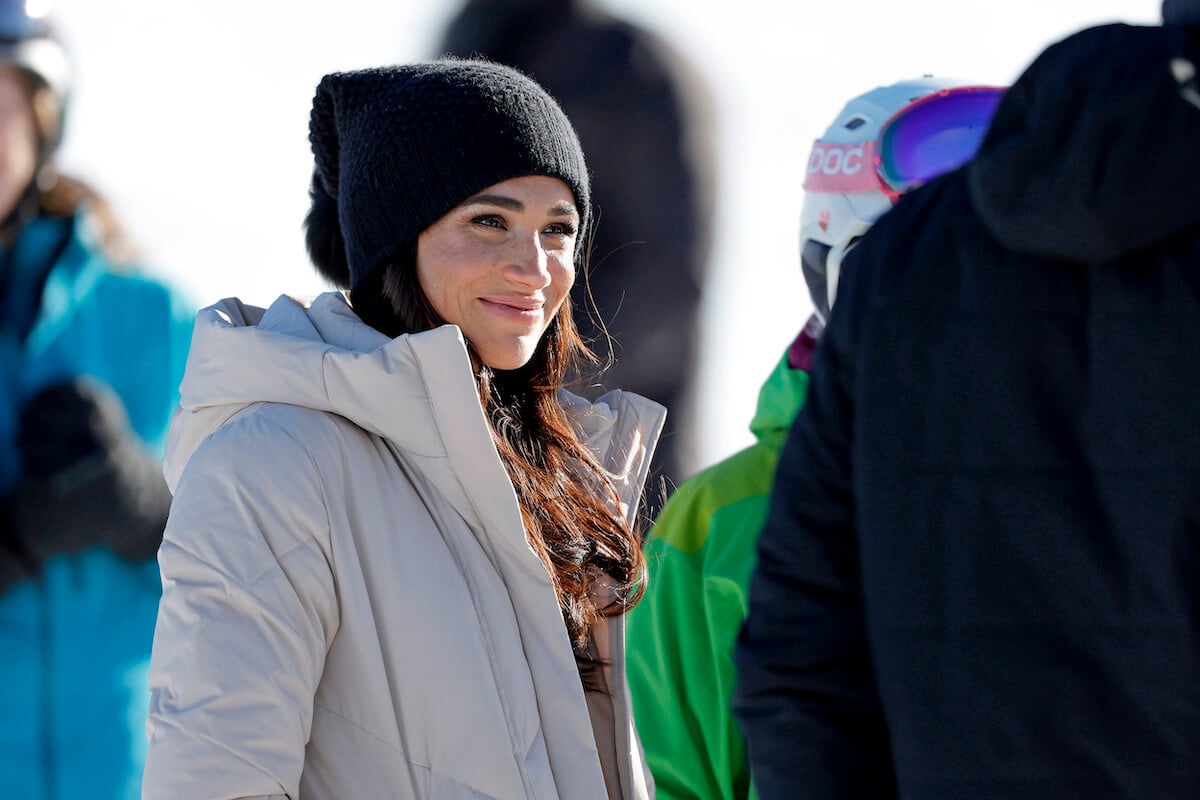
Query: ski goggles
804 85 1006 201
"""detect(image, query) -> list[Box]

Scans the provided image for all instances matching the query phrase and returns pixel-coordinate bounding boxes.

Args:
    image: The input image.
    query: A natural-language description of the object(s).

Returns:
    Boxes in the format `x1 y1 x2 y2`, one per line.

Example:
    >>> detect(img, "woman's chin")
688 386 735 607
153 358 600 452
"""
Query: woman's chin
477 343 537 372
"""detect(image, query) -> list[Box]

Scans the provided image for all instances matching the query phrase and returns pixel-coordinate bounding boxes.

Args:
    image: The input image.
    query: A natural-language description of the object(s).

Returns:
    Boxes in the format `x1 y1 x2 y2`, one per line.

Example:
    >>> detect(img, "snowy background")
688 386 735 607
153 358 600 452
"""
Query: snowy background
50 0 1161 471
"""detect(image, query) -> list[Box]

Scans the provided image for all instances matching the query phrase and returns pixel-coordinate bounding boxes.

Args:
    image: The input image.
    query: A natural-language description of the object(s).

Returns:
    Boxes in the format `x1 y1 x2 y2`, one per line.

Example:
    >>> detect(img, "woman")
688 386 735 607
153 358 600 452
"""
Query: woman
143 60 664 800
0 3 193 797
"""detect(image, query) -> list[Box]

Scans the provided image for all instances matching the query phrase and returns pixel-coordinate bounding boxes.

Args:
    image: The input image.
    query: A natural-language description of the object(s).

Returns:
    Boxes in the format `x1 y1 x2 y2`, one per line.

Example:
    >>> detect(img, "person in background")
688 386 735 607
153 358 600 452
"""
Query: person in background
142 59 663 800
625 77 1003 800
735 2 1200 797
436 0 716 515
0 1 194 798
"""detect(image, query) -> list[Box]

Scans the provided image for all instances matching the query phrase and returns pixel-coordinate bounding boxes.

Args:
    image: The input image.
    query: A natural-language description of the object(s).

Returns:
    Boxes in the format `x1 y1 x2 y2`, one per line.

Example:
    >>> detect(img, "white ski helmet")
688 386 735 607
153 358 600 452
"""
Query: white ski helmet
0 0 70 158
800 77 1004 322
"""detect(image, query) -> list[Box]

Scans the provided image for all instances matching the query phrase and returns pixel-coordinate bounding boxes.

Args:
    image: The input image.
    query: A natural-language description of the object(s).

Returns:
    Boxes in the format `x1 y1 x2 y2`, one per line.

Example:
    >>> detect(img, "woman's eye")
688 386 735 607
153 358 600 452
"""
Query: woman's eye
543 221 577 237
473 214 506 229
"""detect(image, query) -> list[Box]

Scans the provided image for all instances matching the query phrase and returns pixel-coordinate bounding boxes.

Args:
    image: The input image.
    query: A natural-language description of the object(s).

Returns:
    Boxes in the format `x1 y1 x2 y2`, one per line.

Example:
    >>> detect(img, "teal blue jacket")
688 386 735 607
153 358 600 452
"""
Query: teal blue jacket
0 210 194 799
625 318 818 800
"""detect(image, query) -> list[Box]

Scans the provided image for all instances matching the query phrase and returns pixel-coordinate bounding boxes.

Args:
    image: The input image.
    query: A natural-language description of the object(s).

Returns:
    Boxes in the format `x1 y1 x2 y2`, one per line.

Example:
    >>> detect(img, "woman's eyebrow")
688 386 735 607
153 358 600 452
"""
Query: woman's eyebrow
463 193 522 210
547 202 579 219
461 194 578 219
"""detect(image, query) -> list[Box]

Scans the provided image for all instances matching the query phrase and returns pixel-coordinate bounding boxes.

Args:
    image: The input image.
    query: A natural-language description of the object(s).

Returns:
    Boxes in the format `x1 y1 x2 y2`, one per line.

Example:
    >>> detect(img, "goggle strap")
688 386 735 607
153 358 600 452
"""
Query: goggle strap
802 140 881 194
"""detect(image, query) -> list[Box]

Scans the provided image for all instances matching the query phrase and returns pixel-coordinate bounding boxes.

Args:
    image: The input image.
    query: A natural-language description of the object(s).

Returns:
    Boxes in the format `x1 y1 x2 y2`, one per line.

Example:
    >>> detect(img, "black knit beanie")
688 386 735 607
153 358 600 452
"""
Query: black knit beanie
305 59 591 291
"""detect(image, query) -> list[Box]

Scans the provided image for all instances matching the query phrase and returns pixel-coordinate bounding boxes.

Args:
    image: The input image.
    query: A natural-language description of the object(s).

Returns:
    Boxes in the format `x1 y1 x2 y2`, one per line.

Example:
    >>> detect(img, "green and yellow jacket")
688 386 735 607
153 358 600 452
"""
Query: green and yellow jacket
625 317 819 800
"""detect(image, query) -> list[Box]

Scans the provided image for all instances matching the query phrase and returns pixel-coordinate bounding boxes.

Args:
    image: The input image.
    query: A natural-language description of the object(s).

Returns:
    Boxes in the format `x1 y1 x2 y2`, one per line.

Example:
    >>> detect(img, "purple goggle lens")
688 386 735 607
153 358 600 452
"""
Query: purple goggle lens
877 86 1005 196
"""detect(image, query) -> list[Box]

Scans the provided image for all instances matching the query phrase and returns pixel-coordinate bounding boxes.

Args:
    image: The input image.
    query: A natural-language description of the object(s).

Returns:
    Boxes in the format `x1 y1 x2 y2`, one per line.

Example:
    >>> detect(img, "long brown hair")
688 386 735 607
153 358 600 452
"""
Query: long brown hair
352 241 646 686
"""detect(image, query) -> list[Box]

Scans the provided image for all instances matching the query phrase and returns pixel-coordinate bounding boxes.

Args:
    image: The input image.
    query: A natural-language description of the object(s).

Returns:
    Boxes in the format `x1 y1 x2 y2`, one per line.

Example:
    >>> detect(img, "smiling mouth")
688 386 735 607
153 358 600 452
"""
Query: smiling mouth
482 298 545 320
484 296 543 310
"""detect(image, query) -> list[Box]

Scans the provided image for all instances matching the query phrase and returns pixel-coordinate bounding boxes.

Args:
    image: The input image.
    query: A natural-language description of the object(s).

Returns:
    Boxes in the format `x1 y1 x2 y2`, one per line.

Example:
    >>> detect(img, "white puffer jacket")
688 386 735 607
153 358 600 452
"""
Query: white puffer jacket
142 292 664 800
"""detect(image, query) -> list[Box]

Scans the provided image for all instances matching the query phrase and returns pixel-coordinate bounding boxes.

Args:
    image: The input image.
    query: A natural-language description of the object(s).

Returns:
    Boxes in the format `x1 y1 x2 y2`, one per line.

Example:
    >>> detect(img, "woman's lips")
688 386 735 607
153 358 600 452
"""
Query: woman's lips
481 296 544 321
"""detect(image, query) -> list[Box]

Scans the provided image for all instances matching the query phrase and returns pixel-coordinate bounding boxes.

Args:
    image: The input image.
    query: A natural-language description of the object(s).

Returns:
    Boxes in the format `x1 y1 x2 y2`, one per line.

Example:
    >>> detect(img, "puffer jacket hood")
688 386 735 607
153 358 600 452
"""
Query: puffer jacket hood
165 292 419 492
967 23 1200 262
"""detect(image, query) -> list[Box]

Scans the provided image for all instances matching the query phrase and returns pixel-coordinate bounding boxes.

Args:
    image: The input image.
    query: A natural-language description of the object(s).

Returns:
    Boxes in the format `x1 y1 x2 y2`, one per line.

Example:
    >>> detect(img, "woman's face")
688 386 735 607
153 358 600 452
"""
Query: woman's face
0 65 38 222
417 175 579 371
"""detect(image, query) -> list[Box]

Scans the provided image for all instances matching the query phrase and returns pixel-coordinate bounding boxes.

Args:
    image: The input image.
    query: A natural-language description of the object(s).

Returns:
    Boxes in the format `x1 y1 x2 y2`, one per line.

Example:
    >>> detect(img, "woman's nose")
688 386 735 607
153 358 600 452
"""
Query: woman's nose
504 232 553 288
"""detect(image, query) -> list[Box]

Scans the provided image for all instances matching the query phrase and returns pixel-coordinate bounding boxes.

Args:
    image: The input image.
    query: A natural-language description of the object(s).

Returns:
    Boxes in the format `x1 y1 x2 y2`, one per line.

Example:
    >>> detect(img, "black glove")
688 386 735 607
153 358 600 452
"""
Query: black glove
11 379 173 566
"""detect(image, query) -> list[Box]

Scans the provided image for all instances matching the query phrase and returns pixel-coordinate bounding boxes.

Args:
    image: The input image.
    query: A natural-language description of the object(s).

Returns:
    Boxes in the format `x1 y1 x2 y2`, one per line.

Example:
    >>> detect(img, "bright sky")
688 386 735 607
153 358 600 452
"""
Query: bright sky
51 0 1162 470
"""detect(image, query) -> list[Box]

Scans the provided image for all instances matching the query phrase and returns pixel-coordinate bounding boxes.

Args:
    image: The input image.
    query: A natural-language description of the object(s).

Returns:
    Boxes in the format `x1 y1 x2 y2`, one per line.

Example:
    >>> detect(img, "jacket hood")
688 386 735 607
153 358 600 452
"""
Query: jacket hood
165 292 417 491
165 292 665 517
747 317 818 445
967 23 1200 262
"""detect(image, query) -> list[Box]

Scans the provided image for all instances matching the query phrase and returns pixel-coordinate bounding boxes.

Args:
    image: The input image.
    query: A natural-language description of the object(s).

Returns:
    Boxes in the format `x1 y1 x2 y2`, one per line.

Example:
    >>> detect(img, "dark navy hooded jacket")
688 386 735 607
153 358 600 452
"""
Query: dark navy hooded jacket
735 22 1200 800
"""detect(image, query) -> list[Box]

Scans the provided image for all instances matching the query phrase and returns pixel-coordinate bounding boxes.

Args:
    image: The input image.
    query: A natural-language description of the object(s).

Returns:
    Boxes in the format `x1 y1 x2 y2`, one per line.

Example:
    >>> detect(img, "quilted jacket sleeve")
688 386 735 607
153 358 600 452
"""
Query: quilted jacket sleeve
142 409 338 800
